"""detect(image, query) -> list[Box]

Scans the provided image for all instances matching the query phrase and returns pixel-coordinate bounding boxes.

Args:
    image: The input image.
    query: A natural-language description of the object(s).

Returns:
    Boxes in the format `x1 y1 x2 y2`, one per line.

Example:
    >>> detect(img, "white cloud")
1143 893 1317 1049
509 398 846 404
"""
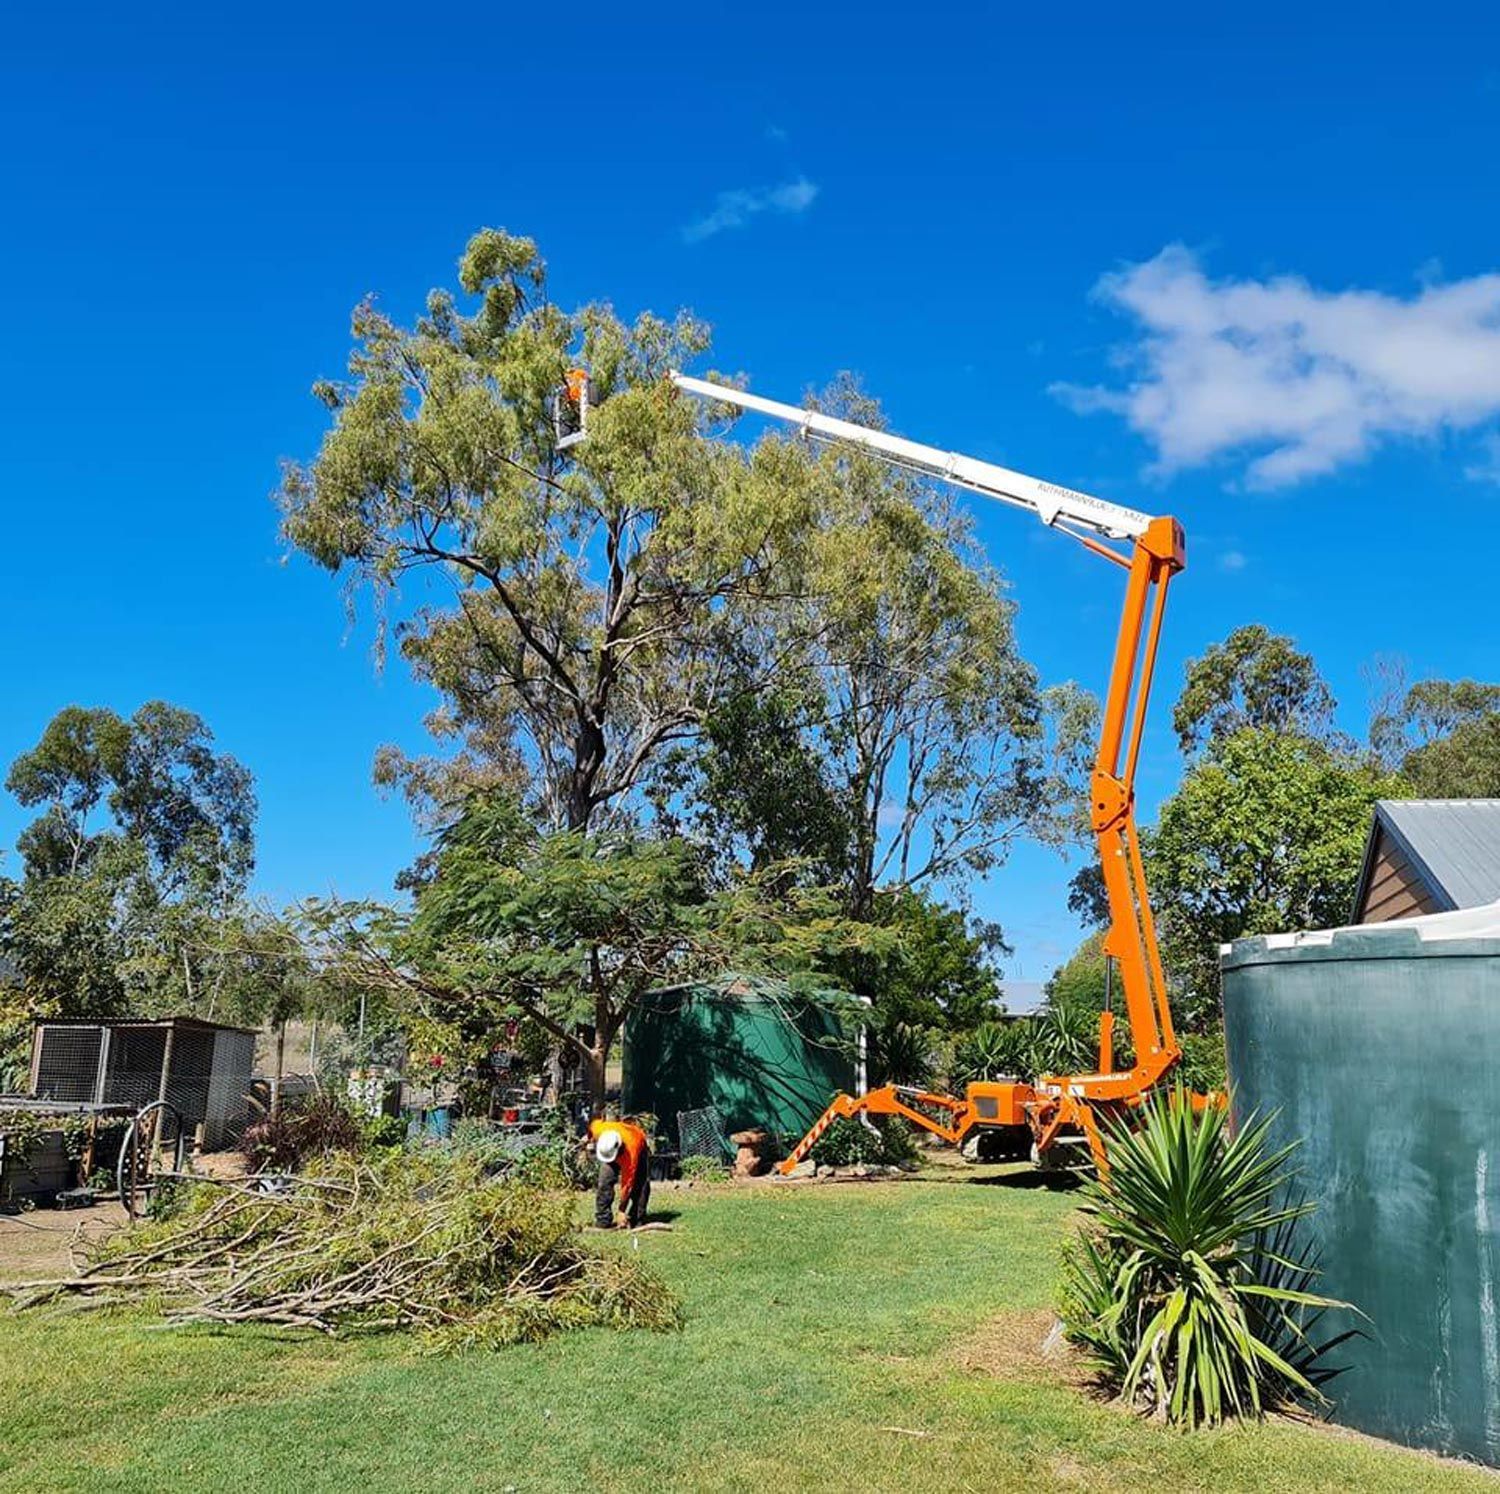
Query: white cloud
1465 432 1500 484
682 176 819 244
1052 246 1500 487
1219 549 1248 572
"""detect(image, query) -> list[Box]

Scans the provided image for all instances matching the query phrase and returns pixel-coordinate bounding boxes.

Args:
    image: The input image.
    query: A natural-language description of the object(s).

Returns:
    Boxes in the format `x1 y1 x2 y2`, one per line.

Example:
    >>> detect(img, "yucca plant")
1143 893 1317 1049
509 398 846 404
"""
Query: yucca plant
872 1020 938 1087
1059 1090 1355 1427
949 1019 1032 1087
1030 997 1104 1078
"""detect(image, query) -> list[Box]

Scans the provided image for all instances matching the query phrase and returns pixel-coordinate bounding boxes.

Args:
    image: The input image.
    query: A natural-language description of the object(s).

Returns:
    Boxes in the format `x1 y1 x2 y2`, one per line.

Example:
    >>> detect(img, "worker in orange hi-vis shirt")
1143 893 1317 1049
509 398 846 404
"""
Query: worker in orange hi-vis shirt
585 1117 651 1229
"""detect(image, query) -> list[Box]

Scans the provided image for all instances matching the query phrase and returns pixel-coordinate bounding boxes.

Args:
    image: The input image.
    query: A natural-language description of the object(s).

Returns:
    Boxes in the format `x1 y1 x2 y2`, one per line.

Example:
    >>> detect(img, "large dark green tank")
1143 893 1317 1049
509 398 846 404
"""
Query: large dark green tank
621 981 860 1145
1221 905 1500 1467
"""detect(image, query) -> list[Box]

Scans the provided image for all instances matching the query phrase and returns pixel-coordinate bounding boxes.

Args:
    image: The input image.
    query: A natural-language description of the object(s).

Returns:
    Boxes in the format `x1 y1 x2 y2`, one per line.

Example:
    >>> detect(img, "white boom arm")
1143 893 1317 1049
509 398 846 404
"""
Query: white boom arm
669 371 1153 543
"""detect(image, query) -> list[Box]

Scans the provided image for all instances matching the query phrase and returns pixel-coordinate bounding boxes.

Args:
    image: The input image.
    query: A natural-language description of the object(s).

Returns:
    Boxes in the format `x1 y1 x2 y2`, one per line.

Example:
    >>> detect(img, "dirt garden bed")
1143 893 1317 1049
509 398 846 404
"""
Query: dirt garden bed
0 1202 129 1282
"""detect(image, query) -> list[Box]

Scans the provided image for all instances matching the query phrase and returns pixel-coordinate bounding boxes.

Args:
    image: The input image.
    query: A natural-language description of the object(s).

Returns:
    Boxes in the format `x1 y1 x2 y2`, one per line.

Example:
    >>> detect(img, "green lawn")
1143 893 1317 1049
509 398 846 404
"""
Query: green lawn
0 1171 1491 1492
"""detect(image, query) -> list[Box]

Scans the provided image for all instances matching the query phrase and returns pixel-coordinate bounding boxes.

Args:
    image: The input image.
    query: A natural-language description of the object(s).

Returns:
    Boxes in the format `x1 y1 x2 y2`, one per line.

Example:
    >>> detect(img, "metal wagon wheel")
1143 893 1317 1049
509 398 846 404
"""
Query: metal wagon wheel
116 1100 190 1220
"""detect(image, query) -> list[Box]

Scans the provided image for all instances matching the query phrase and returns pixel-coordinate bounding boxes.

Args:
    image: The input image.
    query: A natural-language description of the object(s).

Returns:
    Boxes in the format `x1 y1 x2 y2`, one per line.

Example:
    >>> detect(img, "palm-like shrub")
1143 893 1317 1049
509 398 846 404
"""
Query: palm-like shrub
1031 998 1105 1077
949 1001 1124 1091
949 1019 1032 1087
873 1020 938 1087
1060 1092 1353 1427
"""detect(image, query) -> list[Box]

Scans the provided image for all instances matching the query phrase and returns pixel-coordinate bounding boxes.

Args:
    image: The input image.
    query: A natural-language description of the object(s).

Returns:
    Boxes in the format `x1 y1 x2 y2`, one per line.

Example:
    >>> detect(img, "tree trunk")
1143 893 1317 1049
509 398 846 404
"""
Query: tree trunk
586 1045 607 1118
584 982 621 1118
566 713 606 832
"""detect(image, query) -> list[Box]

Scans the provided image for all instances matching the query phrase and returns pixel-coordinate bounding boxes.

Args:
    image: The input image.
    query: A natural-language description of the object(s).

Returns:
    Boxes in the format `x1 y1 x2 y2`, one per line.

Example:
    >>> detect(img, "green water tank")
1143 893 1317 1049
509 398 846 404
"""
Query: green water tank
621 982 860 1145
1222 904 1500 1467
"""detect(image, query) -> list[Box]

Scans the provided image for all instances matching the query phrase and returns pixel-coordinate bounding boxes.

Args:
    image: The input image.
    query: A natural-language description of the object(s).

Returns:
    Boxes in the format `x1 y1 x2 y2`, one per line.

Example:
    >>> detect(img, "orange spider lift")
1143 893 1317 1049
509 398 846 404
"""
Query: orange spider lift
559 368 1198 1172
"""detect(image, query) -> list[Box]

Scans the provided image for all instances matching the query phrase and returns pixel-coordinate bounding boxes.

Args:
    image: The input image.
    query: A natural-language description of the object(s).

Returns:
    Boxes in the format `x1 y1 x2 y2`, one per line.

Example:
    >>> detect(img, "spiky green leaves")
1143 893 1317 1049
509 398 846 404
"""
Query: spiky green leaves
1060 1092 1354 1427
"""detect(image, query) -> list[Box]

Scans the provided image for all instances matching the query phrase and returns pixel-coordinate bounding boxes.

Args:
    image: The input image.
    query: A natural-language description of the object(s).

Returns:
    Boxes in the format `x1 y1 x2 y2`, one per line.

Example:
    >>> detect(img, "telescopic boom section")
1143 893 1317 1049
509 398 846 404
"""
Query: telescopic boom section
661 370 1187 1112
668 372 1153 544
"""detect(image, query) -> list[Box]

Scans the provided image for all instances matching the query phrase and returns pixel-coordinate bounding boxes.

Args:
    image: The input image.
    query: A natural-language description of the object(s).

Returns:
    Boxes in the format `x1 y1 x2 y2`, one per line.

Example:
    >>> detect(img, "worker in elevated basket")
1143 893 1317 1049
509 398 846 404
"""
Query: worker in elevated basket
587 1117 650 1229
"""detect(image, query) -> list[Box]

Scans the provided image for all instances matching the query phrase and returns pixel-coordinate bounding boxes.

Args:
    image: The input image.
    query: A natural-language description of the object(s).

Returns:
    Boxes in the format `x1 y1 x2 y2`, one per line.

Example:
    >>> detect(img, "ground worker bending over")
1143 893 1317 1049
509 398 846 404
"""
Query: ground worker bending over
587 1118 650 1229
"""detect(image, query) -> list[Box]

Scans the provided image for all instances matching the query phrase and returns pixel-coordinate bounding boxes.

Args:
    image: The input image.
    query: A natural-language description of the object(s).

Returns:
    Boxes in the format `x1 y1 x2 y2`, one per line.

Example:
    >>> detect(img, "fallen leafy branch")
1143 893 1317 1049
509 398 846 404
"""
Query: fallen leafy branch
3 1152 680 1351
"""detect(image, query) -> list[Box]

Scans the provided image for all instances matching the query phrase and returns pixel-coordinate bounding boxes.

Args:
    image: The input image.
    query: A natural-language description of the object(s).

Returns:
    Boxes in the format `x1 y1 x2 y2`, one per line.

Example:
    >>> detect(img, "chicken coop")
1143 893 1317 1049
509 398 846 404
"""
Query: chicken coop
28 1017 257 1150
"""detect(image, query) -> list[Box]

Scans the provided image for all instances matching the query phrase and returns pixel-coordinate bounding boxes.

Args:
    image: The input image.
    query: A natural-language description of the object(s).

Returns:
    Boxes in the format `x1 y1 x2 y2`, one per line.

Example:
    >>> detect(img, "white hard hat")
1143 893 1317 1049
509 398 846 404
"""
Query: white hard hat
595 1129 623 1163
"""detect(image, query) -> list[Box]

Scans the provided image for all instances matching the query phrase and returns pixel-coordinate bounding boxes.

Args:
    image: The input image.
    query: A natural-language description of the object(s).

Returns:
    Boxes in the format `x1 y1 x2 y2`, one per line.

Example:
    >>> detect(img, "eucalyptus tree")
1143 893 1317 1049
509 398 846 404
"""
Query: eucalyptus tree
6 702 253 892
280 236 1099 1090
281 228 823 833
805 426 1094 913
1172 624 1339 756
283 237 1092 873
1 702 256 1019
1371 674 1500 796
684 380 1096 917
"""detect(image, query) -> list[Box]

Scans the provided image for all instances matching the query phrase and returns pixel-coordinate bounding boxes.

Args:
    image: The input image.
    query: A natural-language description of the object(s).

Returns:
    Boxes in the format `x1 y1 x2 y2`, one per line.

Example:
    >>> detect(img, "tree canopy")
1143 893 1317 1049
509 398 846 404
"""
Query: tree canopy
785 395 1095 912
1172 624 1337 755
821 885 1007 1051
6 702 254 894
1 702 258 1022
1402 715 1500 797
666 380 1096 915
282 240 1094 915
1147 727 1405 1024
281 228 831 834
1371 676 1500 797
674 682 852 884
307 795 883 1112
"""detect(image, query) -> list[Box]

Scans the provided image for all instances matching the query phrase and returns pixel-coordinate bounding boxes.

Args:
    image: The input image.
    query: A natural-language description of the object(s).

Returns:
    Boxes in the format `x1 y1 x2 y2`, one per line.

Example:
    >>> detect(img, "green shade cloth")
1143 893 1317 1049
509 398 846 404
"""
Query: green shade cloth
621 980 860 1144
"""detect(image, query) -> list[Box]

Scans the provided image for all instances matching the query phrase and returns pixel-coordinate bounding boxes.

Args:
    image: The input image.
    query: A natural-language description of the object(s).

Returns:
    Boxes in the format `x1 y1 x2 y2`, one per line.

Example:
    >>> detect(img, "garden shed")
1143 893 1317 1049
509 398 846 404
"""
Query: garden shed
1351 798 1500 923
621 979 861 1146
1221 901 1500 1467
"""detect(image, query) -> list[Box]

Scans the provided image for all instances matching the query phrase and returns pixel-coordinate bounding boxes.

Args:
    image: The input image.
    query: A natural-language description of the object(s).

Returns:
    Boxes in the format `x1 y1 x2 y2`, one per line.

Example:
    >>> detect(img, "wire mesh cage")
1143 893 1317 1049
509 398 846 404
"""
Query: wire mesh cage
29 1018 256 1150
103 1027 170 1112
676 1104 732 1160
204 1029 256 1148
31 1025 104 1102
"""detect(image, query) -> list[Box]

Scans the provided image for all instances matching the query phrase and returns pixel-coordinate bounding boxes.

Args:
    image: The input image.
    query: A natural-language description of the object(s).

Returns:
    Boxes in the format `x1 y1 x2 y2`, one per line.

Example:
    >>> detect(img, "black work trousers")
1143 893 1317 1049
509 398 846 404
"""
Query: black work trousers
595 1150 651 1228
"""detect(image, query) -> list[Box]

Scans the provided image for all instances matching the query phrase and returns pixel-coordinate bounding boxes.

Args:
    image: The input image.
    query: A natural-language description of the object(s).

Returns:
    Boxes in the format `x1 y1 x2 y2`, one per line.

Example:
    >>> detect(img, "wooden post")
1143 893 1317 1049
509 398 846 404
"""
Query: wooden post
78 1113 99 1189
150 1022 177 1165
156 1023 176 1109
271 1019 286 1119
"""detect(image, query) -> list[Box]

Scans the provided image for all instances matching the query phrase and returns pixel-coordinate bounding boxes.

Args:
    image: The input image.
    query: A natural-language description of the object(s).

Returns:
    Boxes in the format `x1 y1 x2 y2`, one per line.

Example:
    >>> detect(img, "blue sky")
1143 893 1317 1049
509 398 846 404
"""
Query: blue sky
2 4 1497 982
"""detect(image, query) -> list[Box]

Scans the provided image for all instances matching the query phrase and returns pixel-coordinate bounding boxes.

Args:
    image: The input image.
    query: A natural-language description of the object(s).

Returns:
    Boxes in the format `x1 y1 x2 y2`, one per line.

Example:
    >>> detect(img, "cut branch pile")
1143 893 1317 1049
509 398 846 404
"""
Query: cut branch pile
3 1154 680 1350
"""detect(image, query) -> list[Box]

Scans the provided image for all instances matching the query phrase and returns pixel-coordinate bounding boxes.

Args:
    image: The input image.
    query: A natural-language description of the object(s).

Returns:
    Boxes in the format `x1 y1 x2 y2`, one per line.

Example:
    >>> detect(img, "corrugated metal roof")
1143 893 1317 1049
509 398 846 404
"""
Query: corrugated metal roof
1375 799 1500 910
